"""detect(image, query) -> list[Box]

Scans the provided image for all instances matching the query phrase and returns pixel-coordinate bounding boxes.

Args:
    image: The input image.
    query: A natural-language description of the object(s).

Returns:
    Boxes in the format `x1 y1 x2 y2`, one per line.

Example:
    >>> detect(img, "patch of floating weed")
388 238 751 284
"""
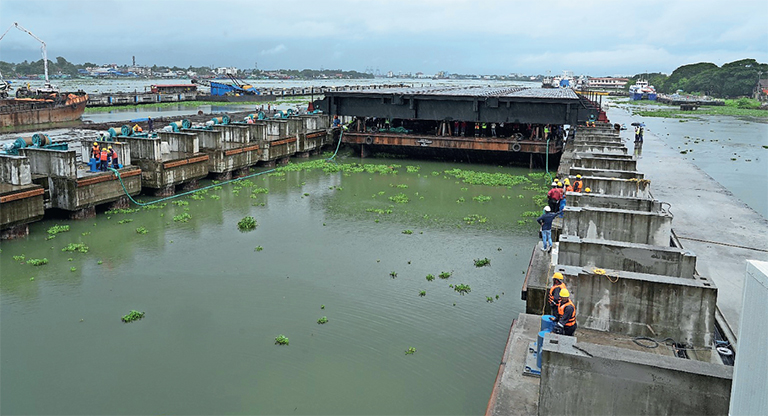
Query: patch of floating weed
456 197 466 203
47 224 70 236
454 284 471 295
463 214 488 224
406 166 420 173
444 168 531 187
62 243 89 253
474 258 491 267
255 246 263 252
252 187 269 194
275 334 289 345
122 310 145 323
26 258 48 266
317 316 328 324
237 216 258 231
13 254 26 261
405 347 417 355
118 219 133 224
135 227 148 234
439 271 452 279
521 211 540 217
389 193 409 203
486 296 494 303
426 274 435 281
173 213 192 222
418 290 426 297
473 195 492 203
402 229 413 235
390 271 398 278
70 266 77 272
172 200 189 207
396 184 409 189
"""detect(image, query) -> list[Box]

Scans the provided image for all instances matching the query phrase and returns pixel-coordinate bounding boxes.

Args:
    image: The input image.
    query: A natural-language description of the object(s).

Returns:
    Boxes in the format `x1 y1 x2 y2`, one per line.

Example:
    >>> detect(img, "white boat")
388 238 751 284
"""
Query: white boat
629 79 657 100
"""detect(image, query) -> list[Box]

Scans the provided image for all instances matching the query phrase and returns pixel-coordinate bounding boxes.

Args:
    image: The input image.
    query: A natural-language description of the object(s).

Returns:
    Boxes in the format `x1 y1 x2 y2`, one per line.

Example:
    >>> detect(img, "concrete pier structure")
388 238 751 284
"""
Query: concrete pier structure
0 154 44 239
125 132 209 196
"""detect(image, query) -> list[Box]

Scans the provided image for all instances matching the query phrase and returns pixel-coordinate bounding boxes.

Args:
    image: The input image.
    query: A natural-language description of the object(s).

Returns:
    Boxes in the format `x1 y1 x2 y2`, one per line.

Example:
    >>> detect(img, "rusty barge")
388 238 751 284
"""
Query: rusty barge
0 91 88 130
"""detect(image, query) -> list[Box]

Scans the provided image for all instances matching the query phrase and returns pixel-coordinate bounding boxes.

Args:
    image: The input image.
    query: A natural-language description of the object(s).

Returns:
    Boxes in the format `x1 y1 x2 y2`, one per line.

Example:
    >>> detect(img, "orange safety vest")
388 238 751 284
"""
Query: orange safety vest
92 145 100 158
566 185 574 192
558 299 577 327
110 150 118 160
573 180 582 193
100 150 108 161
548 281 566 305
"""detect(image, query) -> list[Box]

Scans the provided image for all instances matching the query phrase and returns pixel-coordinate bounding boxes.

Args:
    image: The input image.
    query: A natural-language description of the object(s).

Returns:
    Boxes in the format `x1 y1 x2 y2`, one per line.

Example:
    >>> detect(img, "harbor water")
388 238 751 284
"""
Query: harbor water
0 156 546 415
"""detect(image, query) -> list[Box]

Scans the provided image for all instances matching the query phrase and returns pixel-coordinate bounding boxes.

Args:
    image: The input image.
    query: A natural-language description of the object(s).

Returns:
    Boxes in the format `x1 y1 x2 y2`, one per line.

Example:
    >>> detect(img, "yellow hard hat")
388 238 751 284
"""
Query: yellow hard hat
108 146 112 150
93 142 98 146
564 178 570 185
585 188 591 193
560 288 570 298
576 175 582 179
553 272 563 280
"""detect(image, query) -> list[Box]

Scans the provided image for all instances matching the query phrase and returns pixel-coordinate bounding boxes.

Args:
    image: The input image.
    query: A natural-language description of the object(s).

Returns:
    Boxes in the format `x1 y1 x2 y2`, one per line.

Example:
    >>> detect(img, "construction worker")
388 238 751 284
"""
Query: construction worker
91 142 100 160
491 123 497 137
555 289 577 336
132 123 143 133
147 116 154 132
547 182 563 212
481 122 487 137
548 272 567 317
537 206 558 252
572 175 583 193
99 147 109 171
332 115 340 127
584 187 591 193
109 146 119 169
558 183 568 218
564 178 573 192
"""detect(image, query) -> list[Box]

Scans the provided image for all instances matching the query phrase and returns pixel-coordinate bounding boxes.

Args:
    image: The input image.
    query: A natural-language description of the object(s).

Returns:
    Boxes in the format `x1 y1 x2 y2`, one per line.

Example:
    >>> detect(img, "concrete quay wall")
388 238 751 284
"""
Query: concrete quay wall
567 192 661 212
562 206 672 246
0 154 32 186
539 334 732 415
571 155 638 171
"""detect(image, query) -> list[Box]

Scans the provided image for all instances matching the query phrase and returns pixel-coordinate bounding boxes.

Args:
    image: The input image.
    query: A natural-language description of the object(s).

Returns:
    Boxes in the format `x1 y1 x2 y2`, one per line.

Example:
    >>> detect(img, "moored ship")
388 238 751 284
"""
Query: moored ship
0 90 88 129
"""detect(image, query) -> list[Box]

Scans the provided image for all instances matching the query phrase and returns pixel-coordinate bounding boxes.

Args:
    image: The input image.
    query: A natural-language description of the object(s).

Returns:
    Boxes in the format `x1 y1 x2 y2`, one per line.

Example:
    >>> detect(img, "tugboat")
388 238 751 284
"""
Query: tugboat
628 79 657 101
0 22 88 130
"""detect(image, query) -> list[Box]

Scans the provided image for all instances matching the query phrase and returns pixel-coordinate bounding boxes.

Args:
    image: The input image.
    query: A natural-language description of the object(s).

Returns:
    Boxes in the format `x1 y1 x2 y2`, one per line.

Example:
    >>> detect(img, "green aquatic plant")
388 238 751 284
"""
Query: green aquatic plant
521 211 540 217
486 296 494 303
70 266 77 272
97 260 103 265
81 232 91 236
321 305 325 309
47 224 70 236
118 218 133 224
396 184 409 189
405 347 417 355
463 214 488 225
402 229 413 235
26 258 48 266
454 284 471 295
390 271 398 278
388 193 409 204
444 168 532 187
439 271 452 279
473 195 492 203
419 290 426 297
474 257 491 267
317 316 329 324
68 257 73 261
255 246 264 252
173 213 192 222
122 310 145 323
517 220 527 225
210 194 221 200
172 200 189 206
237 216 258 231
406 165 420 173
426 274 435 282
275 334 289 345
135 227 148 234
252 187 269 194
105 208 140 214
62 243 89 253
13 254 25 261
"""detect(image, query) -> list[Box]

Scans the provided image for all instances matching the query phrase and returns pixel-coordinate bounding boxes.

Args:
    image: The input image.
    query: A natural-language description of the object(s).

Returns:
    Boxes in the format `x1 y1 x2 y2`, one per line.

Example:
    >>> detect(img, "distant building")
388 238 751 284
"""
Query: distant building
216 67 238 76
754 78 768 101
587 77 629 89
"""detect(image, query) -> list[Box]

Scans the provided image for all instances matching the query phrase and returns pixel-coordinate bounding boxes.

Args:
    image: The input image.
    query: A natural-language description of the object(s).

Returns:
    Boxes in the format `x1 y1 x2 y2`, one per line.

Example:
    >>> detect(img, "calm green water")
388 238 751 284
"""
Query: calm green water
0 156 546 415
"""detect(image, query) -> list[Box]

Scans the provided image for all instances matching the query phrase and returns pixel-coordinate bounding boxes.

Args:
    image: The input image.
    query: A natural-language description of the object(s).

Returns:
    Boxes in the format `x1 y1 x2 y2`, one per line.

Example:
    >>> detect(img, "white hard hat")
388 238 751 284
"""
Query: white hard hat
551 182 558 187
544 206 551 212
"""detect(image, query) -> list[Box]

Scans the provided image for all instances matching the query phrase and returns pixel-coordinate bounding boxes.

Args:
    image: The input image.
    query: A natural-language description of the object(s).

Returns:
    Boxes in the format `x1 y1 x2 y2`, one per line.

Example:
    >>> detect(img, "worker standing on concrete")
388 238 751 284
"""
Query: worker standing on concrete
453 121 459 136
481 122 487 137
572 175 583 193
109 146 119 169
548 272 567 317
537 206 558 252
460 121 467 136
555 289 577 336
99 147 109 171
148 117 154 132
474 123 480 137
332 115 340 128
547 182 563 212
91 142 100 160
491 123 497 137
132 124 143 133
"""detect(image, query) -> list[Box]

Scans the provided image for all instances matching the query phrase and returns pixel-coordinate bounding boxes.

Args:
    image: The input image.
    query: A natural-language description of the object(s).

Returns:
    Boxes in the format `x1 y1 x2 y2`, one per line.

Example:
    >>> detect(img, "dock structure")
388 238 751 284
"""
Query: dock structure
489 122 735 416
0 113 334 238
316 86 601 164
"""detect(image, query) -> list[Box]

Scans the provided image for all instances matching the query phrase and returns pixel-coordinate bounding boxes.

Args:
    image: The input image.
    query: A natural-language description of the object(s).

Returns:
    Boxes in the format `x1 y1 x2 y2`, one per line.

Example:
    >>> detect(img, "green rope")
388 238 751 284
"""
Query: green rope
110 128 344 207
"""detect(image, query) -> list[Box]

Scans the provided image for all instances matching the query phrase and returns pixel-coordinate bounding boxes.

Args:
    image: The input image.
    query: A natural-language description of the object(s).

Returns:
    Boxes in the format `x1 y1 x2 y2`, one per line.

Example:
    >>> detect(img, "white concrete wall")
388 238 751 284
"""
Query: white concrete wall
729 260 768 415
0 154 32 186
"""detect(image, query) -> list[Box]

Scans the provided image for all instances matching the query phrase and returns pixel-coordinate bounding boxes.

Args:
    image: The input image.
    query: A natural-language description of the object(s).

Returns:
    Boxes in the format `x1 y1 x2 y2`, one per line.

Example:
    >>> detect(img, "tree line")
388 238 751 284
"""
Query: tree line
626 59 767 98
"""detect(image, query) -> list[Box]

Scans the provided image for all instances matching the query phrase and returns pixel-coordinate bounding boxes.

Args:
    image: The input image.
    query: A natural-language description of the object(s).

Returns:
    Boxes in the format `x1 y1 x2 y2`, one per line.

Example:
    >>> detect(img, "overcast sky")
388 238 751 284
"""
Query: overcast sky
1 0 766 76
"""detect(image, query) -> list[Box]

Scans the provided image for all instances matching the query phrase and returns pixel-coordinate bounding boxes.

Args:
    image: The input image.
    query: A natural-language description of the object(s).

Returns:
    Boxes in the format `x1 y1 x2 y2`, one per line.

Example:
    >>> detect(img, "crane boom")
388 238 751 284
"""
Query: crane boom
0 22 54 91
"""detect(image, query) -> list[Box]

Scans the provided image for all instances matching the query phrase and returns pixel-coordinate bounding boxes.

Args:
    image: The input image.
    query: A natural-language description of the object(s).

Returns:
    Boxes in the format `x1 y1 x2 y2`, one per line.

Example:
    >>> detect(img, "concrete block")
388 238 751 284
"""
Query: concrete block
562 206 671 246
568 192 661 212
572 155 637 171
557 235 696 278
568 166 644 180
211 125 251 143
265 120 288 140
539 334 732 415
0 183 44 233
48 168 142 211
0 155 32 186
124 137 162 161
555 265 717 346
158 131 199 154
575 176 651 198
19 148 77 178
187 128 223 149
572 144 628 155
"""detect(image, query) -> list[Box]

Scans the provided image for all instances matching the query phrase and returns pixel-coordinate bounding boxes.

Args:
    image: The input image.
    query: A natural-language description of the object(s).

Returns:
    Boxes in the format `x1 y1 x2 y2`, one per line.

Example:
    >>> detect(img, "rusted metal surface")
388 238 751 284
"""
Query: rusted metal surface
344 132 561 154
224 144 260 156
269 137 297 147
76 168 141 187
0 187 44 203
162 155 209 169
0 93 88 128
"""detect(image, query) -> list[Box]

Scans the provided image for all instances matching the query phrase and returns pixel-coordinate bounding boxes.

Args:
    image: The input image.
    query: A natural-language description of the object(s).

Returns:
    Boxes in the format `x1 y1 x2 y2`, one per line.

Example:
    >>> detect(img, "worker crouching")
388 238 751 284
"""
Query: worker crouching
109 146 119 169
553 289 577 336
99 147 109 171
